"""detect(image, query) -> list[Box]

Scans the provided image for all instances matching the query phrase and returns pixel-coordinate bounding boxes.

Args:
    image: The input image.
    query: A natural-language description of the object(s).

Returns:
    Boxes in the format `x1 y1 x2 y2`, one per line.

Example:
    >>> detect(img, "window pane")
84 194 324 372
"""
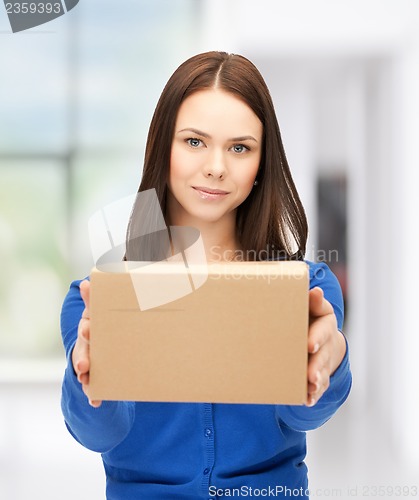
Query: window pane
0 161 67 357
70 153 142 277
0 19 69 153
76 0 198 150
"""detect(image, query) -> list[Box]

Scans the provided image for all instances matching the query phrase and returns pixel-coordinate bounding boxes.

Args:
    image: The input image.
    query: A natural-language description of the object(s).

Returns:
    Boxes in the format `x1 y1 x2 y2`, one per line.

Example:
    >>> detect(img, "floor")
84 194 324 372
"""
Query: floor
306 401 417 499
0 378 104 500
0 373 417 499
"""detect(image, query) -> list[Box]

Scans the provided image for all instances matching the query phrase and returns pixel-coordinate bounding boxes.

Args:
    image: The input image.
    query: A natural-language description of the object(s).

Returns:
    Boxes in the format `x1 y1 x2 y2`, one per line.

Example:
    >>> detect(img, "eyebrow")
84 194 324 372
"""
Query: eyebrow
177 128 258 143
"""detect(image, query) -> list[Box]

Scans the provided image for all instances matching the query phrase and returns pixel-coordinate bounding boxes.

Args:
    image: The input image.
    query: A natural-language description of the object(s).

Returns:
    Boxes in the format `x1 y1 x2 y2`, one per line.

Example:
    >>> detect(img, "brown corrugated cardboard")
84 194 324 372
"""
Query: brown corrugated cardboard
88 261 309 405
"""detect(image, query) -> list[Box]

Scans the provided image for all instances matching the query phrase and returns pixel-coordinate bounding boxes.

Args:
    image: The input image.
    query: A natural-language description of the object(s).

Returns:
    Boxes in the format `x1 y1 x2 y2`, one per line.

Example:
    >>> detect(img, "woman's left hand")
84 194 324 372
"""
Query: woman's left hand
306 287 347 407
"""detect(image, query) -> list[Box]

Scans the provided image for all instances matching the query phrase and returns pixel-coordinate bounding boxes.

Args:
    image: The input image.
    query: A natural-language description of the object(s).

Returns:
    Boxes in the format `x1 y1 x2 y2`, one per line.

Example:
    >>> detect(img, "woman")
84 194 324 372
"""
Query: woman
61 51 351 499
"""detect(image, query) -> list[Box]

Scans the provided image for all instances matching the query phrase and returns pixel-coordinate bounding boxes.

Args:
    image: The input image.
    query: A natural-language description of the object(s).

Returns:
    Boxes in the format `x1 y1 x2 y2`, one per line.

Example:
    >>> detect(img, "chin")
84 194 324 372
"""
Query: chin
192 212 225 224
184 207 229 225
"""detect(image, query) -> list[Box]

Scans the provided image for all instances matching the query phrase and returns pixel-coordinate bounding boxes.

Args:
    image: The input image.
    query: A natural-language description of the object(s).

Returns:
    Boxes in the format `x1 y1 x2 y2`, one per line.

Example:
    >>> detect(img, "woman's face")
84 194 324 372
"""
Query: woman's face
167 89 262 227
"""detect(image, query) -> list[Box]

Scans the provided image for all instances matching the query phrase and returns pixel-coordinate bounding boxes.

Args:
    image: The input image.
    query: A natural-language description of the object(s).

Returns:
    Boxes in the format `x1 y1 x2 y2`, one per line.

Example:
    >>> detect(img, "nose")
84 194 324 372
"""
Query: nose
203 149 227 180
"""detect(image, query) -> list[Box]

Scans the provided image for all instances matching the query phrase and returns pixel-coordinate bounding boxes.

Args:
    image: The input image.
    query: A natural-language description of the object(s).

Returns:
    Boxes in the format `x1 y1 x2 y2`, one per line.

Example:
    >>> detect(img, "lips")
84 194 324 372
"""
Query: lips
192 186 229 200
193 186 229 194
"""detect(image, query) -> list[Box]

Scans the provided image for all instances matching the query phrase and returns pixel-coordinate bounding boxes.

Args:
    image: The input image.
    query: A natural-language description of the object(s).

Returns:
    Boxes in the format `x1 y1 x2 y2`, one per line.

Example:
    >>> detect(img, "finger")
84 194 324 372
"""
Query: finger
73 323 90 379
309 287 334 318
79 382 102 408
75 347 90 383
308 327 321 356
308 294 337 354
78 317 90 343
89 399 102 408
80 280 91 319
74 347 90 382
80 380 102 407
307 355 323 389
306 342 331 403
306 367 330 406
307 331 333 380
75 357 89 380
77 280 101 408
307 315 333 354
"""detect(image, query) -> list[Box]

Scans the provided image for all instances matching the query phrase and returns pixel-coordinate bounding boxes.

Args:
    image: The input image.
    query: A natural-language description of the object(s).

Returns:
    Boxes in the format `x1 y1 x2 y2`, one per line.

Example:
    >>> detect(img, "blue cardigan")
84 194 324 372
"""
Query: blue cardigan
60 261 351 499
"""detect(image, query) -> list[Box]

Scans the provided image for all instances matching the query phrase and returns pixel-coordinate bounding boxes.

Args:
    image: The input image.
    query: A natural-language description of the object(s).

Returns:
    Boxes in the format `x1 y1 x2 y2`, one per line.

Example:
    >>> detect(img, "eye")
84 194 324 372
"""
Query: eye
186 138 203 148
231 144 249 154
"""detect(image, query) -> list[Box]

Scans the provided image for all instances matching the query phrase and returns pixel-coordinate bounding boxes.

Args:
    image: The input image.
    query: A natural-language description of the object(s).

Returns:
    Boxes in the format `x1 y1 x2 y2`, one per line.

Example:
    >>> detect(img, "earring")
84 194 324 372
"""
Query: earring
253 180 258 186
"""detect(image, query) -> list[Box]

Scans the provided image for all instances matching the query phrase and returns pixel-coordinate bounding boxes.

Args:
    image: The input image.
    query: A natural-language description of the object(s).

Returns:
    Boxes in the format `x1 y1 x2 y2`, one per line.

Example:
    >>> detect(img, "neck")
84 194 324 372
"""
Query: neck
200 226 241 263
167 209 241 263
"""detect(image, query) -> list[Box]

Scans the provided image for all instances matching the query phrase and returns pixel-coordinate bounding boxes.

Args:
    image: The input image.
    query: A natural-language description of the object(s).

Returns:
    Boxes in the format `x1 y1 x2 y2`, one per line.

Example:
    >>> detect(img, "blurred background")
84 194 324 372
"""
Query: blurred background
1 0 418 498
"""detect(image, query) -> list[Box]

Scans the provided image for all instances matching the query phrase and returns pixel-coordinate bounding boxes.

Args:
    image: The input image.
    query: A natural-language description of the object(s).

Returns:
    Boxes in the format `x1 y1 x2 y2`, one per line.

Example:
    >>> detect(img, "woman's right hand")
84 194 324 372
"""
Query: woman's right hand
72 279 102 407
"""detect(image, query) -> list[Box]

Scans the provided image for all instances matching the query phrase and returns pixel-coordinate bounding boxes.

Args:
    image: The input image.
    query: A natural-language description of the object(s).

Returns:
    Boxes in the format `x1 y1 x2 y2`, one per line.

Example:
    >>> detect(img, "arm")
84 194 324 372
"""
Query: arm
276 262 352 431
60 279 135 452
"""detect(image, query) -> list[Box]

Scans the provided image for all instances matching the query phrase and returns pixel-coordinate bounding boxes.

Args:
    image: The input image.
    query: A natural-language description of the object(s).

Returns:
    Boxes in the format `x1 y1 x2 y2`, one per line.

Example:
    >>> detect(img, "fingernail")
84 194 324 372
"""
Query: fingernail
312 343 320 354
80 332 90 344
307 397 316 407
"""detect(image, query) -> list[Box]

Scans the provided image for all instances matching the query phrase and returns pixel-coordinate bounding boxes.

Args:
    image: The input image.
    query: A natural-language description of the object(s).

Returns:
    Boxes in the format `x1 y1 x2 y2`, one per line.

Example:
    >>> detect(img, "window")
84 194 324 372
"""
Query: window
0 0 198 359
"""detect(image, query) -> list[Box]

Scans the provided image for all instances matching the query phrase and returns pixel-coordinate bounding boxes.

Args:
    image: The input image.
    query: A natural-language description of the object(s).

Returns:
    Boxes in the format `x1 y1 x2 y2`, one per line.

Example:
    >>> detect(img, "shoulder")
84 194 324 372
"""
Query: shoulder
306 260 344 329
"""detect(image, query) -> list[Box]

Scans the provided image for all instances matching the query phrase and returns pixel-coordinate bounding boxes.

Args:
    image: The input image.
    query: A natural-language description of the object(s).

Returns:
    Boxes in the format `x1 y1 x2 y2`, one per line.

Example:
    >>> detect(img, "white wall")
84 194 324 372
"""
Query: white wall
201 0 419 472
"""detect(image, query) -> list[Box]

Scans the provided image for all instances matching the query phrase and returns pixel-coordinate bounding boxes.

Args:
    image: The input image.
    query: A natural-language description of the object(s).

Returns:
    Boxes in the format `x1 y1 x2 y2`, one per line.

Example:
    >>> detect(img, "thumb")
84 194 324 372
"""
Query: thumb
80 279 91 316
309 287 333 318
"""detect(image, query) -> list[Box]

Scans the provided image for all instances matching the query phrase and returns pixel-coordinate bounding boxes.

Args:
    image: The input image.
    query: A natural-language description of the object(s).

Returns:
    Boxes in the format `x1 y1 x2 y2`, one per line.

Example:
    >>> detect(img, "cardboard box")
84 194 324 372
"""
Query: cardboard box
88 261 309 405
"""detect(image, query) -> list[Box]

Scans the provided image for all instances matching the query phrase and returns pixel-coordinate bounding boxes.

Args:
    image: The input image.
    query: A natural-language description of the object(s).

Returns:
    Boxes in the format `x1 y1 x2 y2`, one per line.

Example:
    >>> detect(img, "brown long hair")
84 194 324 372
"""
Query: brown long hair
126 51 307 261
